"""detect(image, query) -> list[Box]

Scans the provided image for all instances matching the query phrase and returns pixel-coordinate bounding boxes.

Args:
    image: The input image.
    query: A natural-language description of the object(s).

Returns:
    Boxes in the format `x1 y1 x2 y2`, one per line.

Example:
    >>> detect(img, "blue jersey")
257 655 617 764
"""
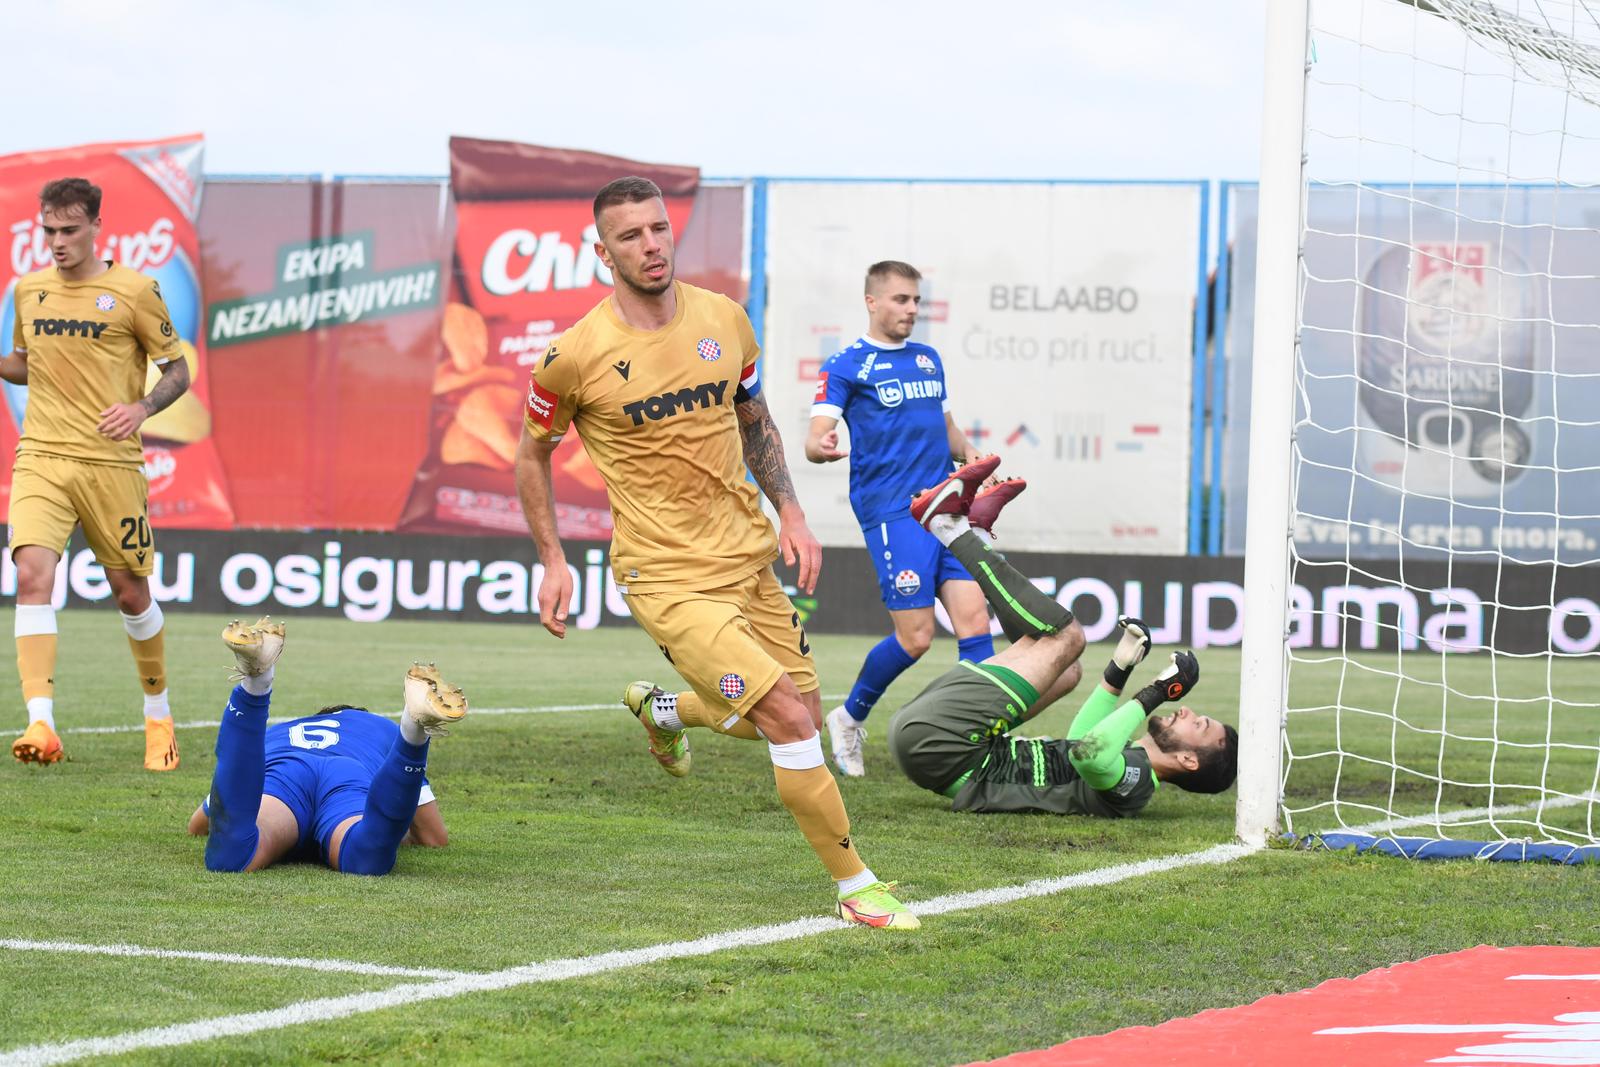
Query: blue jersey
812 337 953 526
263 708 434 804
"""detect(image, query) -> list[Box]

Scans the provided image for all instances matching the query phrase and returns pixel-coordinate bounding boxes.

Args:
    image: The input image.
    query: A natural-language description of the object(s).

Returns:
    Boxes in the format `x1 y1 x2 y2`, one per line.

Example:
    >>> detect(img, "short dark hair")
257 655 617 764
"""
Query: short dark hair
1166 723 1239 795
40 177 101 220
865 260 921 294
318 703 367 716
593 176 663 225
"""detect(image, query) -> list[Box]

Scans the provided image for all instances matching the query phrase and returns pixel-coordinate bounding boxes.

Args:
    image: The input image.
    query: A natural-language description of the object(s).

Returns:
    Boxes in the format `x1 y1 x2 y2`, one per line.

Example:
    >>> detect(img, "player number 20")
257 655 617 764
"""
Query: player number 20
118 515 153 550
289 719 343 750
791 611 810 656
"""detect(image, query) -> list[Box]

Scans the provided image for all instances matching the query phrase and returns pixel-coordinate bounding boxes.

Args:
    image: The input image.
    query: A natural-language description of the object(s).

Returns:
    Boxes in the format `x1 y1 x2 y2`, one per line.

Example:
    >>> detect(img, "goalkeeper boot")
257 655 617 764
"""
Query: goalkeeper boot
12 719 63 765
837 880 920 930
909 454 1001 529
967 476 1027 535
825 705 866 777
143 716 180 772
623 681 691 778
222 617 285 682
403 663 468 738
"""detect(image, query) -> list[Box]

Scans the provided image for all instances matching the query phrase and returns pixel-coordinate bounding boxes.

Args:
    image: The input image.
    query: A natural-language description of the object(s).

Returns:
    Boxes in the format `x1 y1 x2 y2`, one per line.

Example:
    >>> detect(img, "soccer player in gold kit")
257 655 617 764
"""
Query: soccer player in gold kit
513 177 916 928
2 178 191 770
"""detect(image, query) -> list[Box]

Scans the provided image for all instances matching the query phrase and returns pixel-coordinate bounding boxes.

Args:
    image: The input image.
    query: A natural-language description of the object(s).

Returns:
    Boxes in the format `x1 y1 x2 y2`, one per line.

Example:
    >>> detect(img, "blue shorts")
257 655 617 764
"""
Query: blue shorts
864 515 975 611
264 754 373 863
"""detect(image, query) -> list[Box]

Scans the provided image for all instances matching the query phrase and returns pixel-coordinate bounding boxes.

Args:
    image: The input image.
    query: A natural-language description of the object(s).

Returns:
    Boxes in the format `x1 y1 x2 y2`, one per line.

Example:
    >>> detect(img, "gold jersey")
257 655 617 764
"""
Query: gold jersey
10 261 180 469
523 281 776 592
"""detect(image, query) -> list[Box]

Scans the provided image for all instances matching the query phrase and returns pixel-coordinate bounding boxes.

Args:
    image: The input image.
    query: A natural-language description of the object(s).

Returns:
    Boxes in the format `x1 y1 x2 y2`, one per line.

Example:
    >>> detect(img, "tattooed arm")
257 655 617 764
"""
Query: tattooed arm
97 358 190 441
737 392 821 593
737 391 800 508
143 358 191 417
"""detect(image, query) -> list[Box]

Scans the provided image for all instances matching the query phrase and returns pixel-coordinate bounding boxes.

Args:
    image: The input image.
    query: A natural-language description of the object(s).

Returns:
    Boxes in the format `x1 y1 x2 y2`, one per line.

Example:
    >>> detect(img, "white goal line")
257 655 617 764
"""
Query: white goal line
0 843 1257 1067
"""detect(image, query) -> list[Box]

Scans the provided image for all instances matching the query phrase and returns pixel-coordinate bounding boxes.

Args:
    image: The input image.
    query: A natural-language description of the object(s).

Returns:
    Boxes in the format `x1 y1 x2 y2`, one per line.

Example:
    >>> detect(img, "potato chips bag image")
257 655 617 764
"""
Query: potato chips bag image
398 137 744 539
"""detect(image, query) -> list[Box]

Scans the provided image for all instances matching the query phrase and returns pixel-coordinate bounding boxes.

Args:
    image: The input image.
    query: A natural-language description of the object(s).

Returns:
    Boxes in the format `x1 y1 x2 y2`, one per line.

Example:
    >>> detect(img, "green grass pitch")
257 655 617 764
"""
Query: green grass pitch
1 609 1596 1065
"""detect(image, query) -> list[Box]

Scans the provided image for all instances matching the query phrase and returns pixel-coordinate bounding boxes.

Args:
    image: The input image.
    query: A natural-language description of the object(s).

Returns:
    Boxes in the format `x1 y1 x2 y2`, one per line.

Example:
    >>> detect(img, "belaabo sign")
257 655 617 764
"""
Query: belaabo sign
761 180 1204 555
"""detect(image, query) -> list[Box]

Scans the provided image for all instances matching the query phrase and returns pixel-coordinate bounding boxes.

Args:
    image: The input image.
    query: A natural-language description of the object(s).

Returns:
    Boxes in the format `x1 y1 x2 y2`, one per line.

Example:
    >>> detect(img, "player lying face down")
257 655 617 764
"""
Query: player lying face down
187 618 467 874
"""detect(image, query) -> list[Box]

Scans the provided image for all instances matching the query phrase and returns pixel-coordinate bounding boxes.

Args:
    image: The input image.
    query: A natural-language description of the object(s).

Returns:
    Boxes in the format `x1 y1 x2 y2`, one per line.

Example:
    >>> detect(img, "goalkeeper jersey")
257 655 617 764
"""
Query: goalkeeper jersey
951 740 1157 818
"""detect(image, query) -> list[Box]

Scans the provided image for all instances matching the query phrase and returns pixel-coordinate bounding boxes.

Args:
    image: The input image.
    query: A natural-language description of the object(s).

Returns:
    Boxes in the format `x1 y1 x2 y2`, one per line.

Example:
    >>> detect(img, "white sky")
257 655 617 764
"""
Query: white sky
0 0 1273 180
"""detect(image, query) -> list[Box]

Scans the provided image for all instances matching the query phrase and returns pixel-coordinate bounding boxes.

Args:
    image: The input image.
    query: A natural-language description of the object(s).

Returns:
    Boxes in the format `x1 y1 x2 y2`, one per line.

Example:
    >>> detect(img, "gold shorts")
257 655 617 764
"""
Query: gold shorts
625 566 818 723
9 452 155 575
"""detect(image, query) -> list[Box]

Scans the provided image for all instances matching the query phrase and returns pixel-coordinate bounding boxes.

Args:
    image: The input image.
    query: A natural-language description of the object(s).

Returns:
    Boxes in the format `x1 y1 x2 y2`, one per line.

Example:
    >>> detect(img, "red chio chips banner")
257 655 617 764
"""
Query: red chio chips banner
0 134 234 527
400 137 745 537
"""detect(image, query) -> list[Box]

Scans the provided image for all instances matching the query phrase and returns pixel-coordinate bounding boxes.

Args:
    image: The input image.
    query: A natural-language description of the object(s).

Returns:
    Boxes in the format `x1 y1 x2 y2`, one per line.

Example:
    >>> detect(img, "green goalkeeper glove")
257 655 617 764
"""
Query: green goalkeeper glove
1133 651 1200 714
1103 615 1152 690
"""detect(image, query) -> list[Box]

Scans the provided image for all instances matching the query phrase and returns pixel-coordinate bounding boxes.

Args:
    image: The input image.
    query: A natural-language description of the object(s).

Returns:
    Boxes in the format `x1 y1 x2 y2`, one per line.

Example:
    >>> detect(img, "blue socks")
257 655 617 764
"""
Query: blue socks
337 735 430 876
958 633 995 663
205 685 271 872
844 635 919 722
844 632 998 721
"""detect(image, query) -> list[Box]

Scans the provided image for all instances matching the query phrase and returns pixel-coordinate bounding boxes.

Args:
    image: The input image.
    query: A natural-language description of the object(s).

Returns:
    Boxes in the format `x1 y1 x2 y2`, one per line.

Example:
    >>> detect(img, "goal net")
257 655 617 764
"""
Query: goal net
1239 0 1600 858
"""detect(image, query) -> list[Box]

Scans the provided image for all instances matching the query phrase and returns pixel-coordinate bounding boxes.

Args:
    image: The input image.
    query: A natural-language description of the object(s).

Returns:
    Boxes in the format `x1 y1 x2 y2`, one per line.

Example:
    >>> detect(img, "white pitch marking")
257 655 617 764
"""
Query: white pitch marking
2 696 852 738
0 704 614 738
915 843 1256 916
0 939 471 980
0 843 1254 1067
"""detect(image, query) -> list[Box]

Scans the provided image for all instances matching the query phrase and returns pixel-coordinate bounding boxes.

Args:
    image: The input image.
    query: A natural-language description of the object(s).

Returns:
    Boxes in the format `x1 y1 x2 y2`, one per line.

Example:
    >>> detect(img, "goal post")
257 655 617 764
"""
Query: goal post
1236 0 1600 858
1235 0 1310 847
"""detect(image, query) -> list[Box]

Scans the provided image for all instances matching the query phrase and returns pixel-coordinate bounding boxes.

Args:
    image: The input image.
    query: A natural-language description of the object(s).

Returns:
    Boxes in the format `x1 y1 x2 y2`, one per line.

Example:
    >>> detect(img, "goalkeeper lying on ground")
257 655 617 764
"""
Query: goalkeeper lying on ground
887 457 1238 816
